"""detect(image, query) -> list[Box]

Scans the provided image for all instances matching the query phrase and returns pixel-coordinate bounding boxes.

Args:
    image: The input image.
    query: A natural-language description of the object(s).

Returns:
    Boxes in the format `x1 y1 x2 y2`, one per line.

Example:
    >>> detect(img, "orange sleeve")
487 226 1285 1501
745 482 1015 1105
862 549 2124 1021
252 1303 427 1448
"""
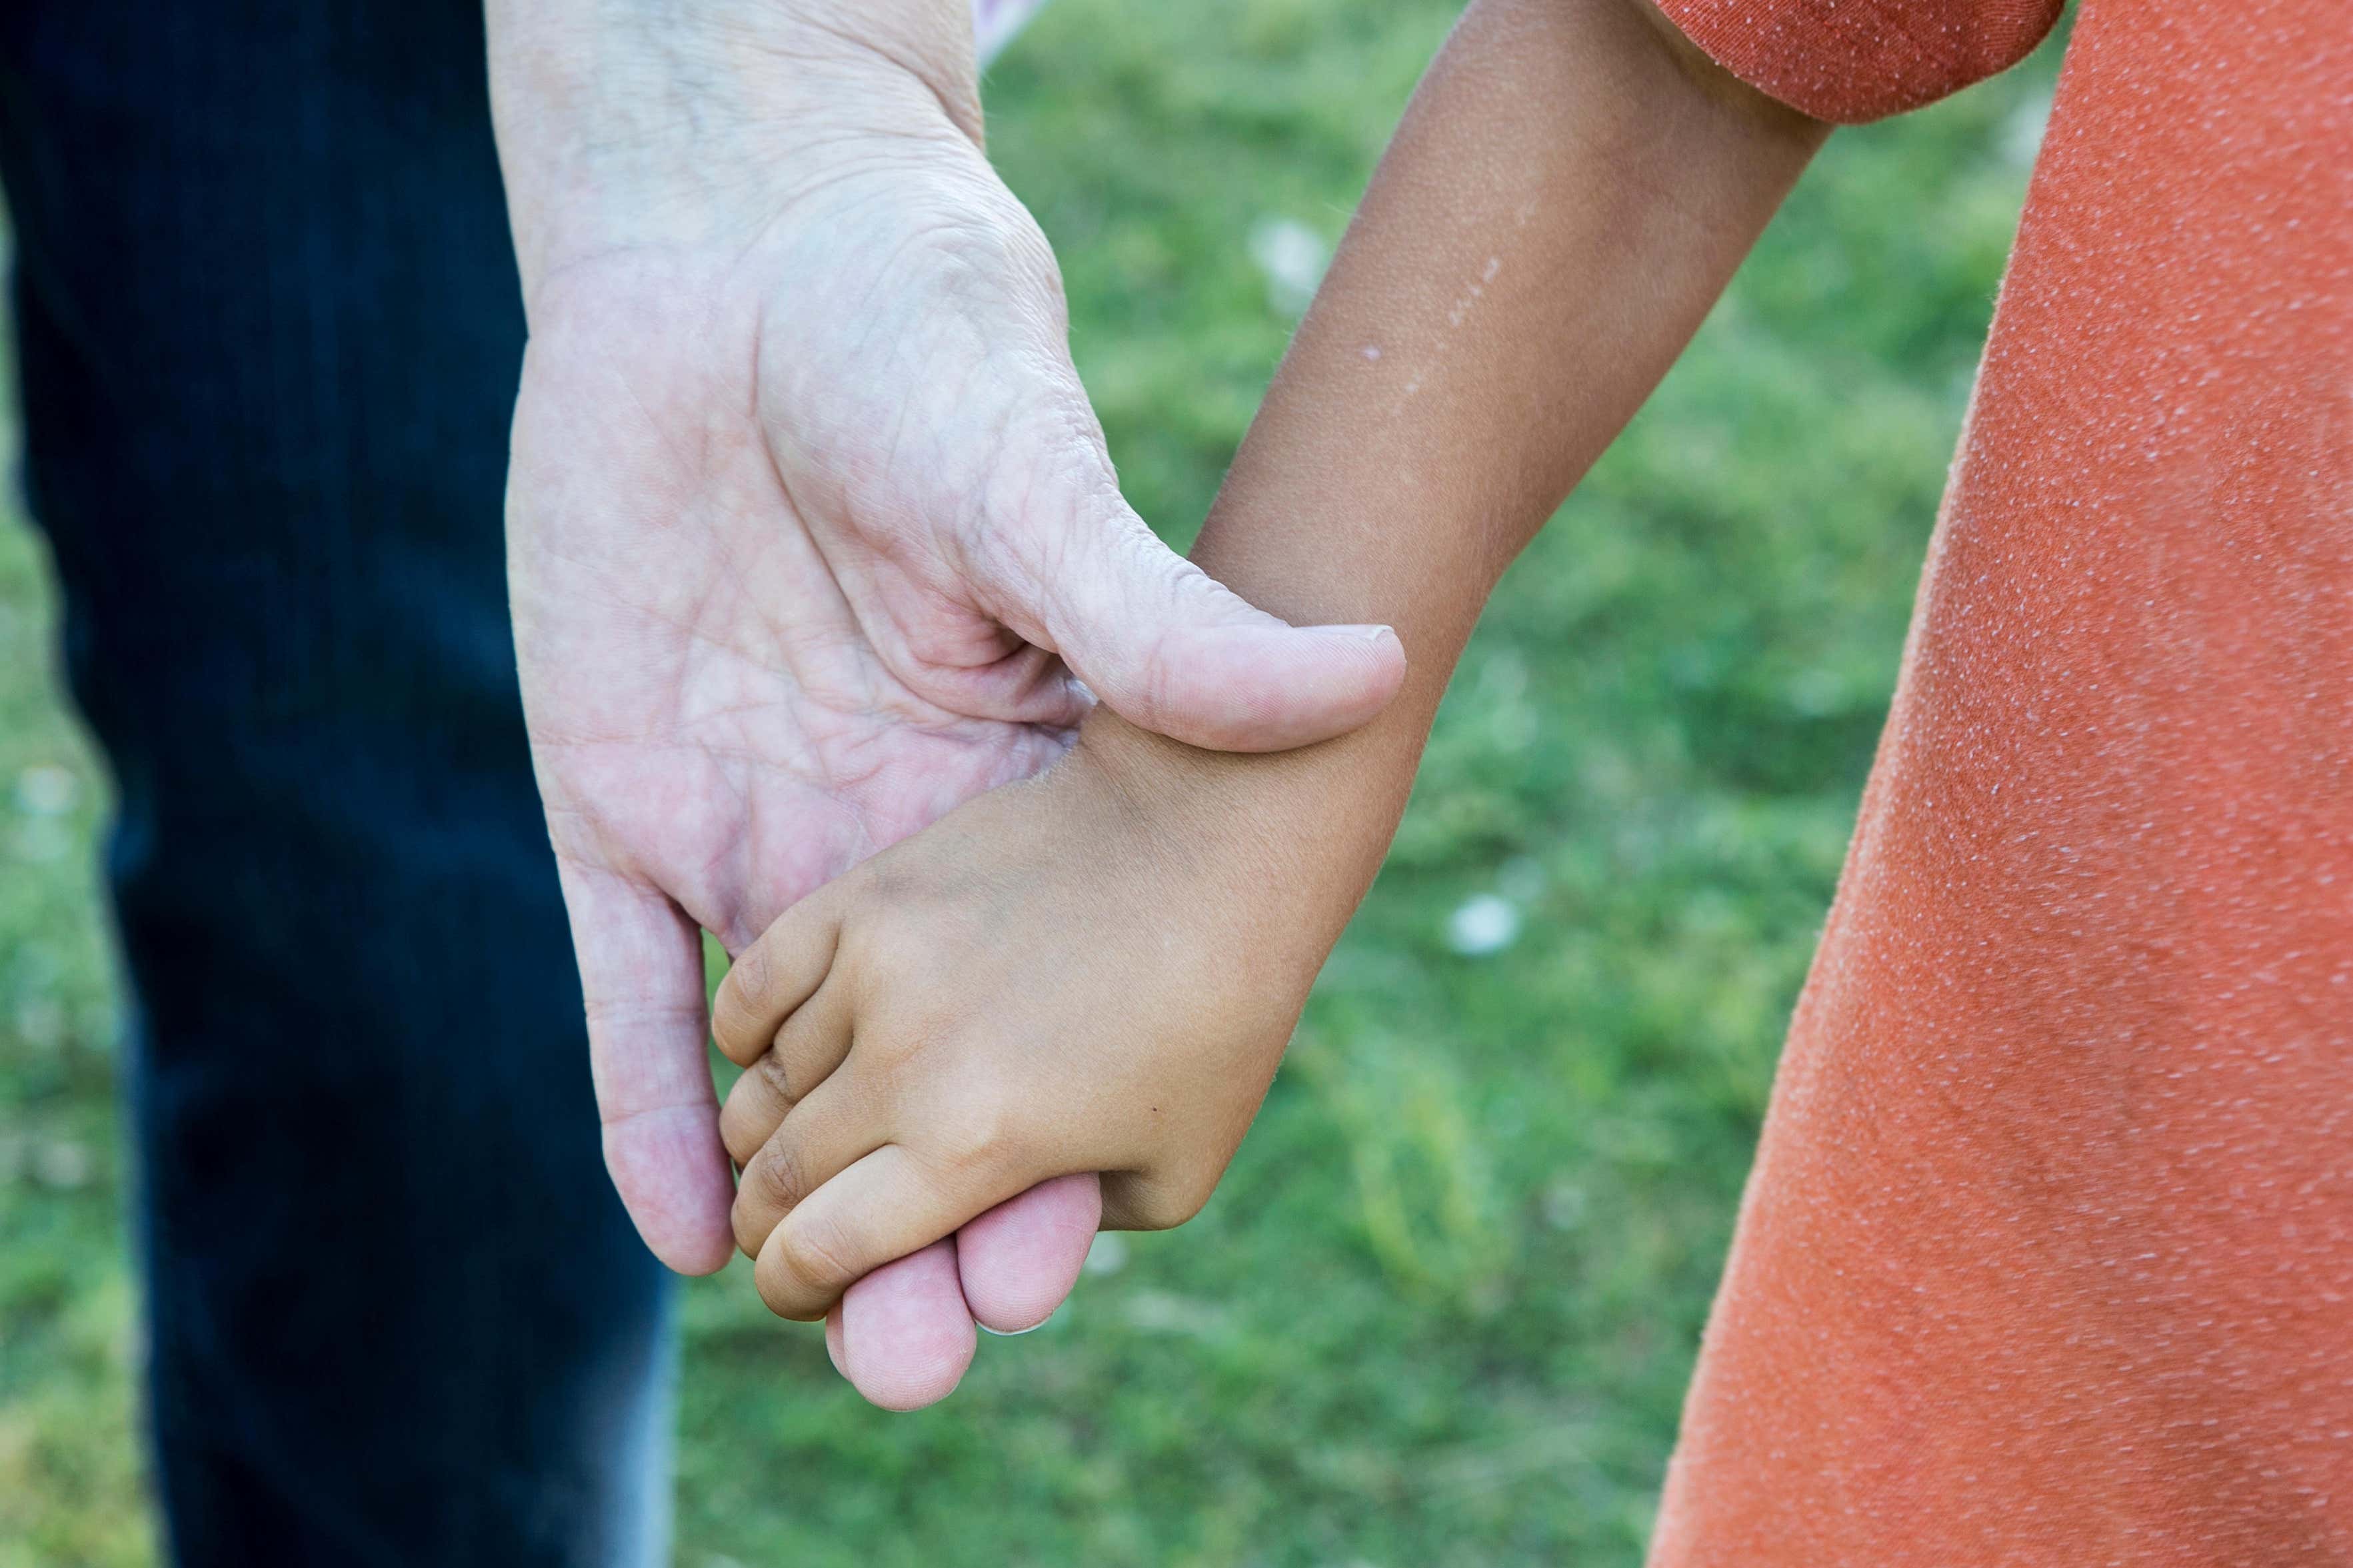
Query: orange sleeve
1652 0 2062 123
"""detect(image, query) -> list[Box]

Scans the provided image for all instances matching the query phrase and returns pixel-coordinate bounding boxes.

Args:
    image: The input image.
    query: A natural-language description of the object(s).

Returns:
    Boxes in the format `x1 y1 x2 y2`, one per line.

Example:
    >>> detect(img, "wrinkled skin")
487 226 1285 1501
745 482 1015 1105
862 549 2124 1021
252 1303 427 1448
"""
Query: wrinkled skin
705 728 1342 1324
504 103 1401 1406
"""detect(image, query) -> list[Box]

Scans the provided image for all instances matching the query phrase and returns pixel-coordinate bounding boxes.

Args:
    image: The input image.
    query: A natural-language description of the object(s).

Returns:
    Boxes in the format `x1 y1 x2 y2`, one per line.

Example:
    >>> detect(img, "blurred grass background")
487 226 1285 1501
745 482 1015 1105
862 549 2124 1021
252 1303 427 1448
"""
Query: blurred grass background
0 1 2062 1563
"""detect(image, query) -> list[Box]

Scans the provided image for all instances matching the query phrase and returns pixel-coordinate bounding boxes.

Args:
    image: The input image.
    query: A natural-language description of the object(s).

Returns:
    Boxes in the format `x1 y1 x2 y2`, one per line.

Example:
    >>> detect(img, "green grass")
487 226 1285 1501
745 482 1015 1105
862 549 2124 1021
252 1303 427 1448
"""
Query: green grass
0 3 2062 1563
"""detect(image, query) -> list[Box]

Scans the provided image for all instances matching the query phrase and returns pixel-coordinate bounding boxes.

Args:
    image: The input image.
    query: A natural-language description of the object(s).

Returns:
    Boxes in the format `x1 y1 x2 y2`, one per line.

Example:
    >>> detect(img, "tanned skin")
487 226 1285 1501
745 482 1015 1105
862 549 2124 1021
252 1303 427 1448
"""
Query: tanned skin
713 0 1826 1329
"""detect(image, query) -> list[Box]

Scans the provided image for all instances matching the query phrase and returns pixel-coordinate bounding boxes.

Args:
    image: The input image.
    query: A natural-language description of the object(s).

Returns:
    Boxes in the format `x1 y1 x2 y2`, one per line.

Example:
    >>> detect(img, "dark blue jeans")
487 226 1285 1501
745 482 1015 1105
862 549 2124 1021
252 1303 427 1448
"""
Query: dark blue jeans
0 3 673 1563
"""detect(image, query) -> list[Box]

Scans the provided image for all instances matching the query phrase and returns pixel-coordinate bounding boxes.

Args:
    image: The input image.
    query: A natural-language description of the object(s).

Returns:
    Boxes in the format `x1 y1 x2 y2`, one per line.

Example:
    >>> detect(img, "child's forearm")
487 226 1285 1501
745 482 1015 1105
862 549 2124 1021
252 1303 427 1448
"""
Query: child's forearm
1081 0 1824 938
707 0 1838 1293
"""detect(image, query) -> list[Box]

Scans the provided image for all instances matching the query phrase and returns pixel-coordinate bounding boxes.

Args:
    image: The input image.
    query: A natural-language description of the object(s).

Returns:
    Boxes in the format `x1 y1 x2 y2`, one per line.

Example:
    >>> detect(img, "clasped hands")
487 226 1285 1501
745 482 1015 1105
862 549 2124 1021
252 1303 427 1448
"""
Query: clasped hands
493 5 1401 1409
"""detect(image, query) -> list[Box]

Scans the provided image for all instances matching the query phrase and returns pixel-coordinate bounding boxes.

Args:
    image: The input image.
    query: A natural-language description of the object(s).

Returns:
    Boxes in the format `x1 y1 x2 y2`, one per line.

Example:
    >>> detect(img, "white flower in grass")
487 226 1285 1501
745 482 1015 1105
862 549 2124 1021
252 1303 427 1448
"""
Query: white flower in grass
14 762 75 817
2002 90 2054 169
1446 893 1521 958
1248 217 1329 317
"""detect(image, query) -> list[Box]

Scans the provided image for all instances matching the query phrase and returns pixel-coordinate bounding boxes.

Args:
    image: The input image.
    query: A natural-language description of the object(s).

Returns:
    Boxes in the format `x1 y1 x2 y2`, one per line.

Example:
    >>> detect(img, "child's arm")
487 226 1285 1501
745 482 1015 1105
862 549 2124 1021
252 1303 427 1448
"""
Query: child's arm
711 0 1827 1317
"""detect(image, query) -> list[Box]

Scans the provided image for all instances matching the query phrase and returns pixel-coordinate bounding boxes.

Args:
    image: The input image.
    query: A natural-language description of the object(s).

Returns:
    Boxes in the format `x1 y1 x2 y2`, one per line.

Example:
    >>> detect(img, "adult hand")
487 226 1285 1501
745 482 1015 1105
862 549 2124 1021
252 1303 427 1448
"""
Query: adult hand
489 0 1404 1403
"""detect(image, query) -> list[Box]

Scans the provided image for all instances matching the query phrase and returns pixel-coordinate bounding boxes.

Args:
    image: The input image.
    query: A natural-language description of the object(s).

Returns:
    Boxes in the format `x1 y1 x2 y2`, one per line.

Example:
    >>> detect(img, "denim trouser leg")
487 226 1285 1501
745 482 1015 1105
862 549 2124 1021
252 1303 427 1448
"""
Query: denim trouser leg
0 3 673 1563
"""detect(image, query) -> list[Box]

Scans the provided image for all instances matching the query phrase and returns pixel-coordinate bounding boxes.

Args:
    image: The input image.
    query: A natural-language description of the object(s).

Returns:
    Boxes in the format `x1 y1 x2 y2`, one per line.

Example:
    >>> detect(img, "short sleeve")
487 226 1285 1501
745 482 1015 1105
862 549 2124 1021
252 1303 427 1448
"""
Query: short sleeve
1652 0 2063 123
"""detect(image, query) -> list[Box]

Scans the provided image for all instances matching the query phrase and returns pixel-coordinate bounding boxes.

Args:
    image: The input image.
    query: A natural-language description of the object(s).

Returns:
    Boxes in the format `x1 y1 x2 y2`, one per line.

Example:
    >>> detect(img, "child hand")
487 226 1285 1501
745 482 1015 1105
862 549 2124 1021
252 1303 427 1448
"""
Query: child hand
711 722 1346 1321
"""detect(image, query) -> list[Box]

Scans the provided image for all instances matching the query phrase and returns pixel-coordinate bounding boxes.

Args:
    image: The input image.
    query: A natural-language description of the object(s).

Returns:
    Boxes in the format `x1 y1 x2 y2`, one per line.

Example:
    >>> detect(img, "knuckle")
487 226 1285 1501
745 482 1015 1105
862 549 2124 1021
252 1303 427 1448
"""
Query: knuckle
751 1140 814 1215
754 1259 820 1322
773 1003 836 1080
1134 624 1180 727
1133 1171 1217 1232
729 1192 776 1259
711 950 772 1063
717 1080 777 1167
855 1006 943 1081
1130 1193 1192 1231
831 942 891 1014
929 1085 1033 1177
729 936 773 1006
834 894 902 970
718 1105 759 1168
751 1048 799 1109
767 1215 857 1313
718 1054 797 1161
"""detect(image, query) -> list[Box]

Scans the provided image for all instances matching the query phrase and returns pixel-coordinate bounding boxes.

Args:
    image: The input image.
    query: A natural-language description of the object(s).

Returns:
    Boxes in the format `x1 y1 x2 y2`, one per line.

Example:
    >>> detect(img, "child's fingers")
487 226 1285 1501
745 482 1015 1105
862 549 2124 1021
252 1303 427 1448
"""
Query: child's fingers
1099 1165 1222 1233
717 977 853 1166
709 896 843 1068
756 1146 1017 1321
731 1070 889 1258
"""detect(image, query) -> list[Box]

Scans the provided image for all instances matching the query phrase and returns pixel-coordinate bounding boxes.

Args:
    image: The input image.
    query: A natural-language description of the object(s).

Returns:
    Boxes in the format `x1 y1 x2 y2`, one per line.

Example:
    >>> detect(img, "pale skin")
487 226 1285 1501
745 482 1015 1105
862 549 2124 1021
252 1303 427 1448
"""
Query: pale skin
488 0 1408 1405
711 0 1829 1401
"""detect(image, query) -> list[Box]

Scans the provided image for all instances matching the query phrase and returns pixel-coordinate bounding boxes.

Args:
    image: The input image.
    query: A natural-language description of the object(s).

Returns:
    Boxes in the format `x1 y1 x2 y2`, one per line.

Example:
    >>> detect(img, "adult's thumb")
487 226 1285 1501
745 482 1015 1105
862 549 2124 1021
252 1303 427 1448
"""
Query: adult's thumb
1033 510 1406 752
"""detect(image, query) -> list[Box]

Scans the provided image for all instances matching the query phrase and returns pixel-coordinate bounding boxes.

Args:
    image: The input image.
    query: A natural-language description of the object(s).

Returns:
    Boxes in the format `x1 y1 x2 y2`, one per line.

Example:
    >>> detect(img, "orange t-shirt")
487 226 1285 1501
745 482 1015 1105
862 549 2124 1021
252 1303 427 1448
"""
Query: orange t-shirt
1644 0 2353 1561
